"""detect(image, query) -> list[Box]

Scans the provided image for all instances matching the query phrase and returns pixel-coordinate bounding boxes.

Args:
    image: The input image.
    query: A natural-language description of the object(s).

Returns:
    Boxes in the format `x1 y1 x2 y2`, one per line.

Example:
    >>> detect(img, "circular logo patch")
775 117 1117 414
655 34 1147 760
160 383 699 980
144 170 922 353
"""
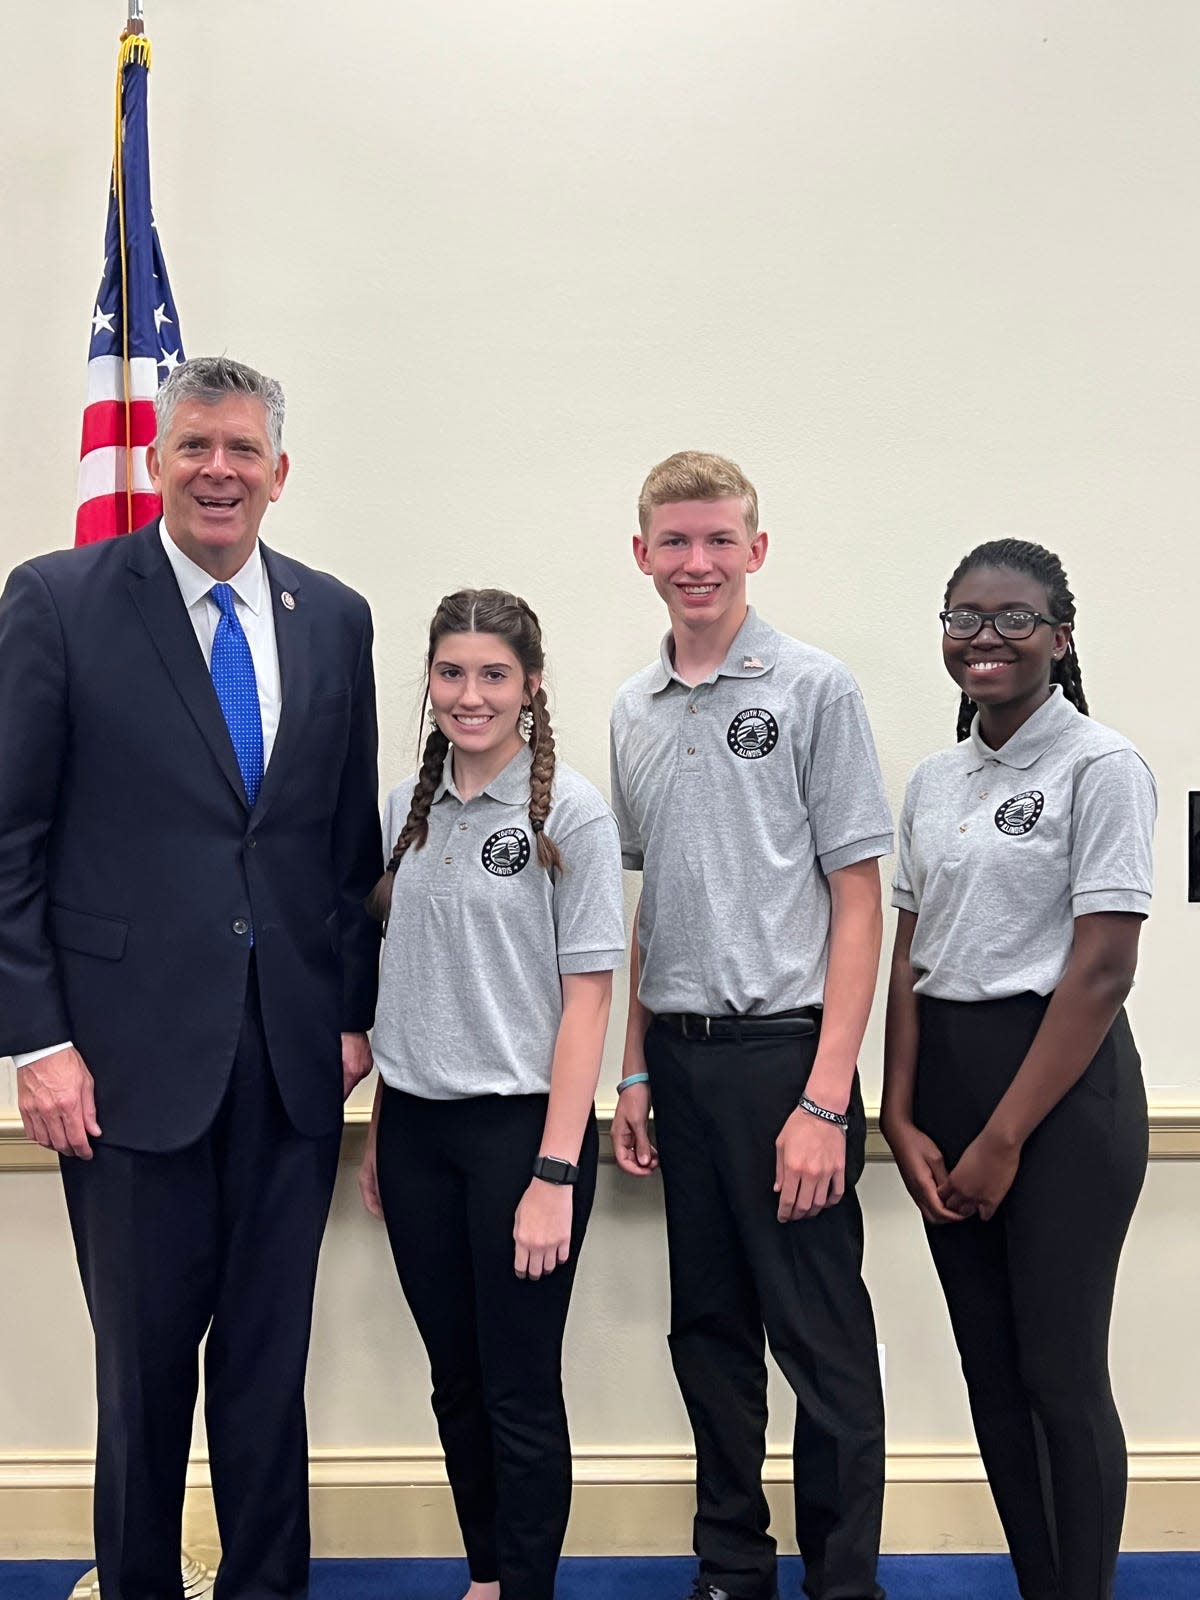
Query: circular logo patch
727 708 779 760
994 791 1044 836
481 828 531 876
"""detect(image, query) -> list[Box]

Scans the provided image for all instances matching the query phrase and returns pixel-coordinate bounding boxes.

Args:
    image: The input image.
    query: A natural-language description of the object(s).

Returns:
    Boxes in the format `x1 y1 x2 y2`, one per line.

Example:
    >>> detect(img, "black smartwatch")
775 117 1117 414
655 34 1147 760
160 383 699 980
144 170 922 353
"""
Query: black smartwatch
532 1154 579 1186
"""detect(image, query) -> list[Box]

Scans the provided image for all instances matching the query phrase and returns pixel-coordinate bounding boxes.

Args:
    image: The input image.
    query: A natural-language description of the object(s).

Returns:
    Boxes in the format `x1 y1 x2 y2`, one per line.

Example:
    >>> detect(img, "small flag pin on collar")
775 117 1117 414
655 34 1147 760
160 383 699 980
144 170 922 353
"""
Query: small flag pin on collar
743 655 764 669
281 591 295 610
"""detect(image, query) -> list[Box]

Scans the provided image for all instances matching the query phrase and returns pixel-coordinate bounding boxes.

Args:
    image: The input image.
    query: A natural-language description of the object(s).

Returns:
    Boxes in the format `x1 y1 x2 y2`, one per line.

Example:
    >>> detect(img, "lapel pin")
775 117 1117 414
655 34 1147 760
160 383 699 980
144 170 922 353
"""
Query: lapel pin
281 591 295 610
743 656 764 670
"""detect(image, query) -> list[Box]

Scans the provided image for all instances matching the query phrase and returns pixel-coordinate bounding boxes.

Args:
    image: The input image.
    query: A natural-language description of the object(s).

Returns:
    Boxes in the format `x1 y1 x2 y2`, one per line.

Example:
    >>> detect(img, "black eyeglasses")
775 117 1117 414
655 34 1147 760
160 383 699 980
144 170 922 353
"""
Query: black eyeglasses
939 607 1060 641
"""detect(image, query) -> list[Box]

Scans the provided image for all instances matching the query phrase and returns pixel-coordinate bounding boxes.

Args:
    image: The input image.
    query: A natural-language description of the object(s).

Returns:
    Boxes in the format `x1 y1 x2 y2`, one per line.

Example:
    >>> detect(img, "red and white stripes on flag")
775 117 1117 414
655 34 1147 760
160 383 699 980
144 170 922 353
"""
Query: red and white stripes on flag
75 33 183 546
76 355 163 544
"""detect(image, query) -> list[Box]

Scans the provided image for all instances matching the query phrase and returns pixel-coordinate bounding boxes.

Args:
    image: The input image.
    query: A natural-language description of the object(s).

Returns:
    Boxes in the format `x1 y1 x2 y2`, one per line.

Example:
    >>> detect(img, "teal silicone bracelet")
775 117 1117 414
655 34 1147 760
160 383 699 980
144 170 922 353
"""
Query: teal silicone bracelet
616 1072 650 1093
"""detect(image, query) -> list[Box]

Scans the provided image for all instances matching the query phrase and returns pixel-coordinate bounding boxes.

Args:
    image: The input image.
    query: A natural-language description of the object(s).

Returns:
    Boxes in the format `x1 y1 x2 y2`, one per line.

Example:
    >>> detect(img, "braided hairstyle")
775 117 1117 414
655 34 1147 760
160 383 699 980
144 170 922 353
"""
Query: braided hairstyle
366 588 562 922
943 537 1089 742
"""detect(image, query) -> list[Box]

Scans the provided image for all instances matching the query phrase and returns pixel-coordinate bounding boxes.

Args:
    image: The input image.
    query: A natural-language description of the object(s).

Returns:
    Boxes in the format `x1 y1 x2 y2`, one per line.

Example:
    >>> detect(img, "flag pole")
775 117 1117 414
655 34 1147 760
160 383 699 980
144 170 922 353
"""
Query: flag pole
70 7 206 1585
72 38 210 1600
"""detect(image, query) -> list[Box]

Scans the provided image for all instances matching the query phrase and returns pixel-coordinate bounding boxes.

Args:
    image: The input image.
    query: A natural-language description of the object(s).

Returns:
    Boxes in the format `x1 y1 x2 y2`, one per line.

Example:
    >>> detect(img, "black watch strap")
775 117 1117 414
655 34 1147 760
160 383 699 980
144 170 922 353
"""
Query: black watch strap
532 1154 579 1186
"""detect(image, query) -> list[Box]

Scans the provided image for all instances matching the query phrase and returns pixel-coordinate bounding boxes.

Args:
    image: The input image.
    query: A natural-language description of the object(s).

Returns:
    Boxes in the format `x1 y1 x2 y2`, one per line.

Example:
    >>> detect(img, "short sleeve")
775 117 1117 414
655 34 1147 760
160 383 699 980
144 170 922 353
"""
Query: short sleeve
552 813 627 974
891 773 920 913
1070 748 1157 918
807 688 894 874
609 718 644 871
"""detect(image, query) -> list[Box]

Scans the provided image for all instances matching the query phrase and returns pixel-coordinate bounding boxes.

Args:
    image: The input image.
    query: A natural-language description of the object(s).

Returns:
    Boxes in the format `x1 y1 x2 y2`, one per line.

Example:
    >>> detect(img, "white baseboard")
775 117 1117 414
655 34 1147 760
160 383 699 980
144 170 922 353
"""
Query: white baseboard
2 1445 1197 1559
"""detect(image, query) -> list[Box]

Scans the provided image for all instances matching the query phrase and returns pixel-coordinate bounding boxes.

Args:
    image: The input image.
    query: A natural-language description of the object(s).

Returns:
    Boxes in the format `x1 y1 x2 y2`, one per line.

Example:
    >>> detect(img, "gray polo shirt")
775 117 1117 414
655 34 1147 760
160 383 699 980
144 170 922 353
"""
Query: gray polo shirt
892 686 1157 1002
610 609 893 1015
372 745 625 1099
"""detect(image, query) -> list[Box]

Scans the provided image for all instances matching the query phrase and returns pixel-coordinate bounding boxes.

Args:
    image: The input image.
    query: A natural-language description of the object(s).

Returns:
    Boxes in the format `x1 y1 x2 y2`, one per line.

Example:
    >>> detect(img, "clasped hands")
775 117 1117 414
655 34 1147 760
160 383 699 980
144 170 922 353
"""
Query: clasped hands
887 1121 1020 1224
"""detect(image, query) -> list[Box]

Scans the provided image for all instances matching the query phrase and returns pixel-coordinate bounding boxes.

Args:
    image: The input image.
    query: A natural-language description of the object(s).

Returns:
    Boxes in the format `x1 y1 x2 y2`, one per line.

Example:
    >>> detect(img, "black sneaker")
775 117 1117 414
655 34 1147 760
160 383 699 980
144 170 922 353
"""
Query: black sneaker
684 1584 778 1600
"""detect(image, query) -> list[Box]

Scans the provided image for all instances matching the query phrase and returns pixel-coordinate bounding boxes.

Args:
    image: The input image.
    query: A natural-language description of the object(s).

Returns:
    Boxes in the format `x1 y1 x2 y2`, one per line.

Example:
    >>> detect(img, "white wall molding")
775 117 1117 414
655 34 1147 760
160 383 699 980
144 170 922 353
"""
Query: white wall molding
4 1104 1200 1172
1 1444 1197 1558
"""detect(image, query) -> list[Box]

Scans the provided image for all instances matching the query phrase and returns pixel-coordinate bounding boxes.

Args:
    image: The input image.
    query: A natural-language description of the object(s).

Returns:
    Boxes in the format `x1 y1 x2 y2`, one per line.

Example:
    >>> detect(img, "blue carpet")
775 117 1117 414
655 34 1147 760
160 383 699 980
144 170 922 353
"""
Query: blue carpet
2 1554 1198 1598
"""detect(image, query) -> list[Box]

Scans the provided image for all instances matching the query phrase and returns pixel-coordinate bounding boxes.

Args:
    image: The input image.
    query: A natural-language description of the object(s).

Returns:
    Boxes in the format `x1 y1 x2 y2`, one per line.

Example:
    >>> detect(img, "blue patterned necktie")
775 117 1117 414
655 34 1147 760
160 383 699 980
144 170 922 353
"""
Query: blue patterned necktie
209 582 264 808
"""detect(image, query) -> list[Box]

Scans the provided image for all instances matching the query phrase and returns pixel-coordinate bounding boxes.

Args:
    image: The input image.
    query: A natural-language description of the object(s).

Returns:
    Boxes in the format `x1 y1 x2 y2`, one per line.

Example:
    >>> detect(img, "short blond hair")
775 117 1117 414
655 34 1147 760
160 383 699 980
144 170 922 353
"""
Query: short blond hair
637 450 759 536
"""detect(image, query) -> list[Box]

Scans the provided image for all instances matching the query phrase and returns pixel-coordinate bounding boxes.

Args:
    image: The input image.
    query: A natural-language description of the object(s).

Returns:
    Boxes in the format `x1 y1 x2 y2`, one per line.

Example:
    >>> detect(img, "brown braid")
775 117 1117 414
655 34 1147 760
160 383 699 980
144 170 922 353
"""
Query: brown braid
943 537 1089 742
365 700 451 922
527 682 562 873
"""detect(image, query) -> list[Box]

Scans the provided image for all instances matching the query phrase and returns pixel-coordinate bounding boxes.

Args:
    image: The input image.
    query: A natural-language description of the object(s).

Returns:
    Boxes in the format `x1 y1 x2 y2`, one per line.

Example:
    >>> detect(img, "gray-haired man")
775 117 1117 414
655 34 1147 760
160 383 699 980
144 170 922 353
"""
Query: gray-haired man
0 357 381 1598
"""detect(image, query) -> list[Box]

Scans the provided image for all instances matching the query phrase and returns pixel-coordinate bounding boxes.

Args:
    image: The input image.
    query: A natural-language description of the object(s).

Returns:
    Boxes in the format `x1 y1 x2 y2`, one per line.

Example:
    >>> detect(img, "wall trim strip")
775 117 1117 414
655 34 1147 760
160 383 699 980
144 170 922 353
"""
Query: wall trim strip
4 1103 1200 1172
0 1445 1196 1557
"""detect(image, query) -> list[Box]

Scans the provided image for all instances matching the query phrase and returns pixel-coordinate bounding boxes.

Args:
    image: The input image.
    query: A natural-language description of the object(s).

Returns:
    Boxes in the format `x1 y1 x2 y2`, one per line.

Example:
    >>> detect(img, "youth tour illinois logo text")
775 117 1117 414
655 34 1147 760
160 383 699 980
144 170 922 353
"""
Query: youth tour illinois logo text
727 708 779 760
481 828 531 876
994 791 1045 836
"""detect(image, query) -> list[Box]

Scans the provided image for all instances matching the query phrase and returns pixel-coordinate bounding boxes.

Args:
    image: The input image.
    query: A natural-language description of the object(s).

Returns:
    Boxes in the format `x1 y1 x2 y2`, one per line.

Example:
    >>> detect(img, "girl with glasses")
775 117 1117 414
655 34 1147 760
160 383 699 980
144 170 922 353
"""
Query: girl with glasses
360 589 625 1600
881 539 1155 1600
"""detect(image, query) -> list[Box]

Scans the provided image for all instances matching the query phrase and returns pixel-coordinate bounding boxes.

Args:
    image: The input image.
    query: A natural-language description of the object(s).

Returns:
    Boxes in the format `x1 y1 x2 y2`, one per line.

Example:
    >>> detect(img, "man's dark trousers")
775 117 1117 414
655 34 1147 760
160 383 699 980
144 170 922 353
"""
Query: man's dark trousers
60 963 341 1600
645 1016 886 1600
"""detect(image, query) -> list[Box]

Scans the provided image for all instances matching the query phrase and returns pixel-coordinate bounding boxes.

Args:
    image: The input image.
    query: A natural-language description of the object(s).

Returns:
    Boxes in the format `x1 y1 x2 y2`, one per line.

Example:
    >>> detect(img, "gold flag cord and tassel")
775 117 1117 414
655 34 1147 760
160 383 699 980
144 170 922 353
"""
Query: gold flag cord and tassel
111 28 152 538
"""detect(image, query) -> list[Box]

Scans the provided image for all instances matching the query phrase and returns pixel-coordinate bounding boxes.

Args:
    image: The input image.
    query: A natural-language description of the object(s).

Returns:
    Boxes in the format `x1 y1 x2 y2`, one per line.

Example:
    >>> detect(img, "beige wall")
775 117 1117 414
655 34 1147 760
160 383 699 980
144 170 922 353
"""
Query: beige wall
1 0 1198 1554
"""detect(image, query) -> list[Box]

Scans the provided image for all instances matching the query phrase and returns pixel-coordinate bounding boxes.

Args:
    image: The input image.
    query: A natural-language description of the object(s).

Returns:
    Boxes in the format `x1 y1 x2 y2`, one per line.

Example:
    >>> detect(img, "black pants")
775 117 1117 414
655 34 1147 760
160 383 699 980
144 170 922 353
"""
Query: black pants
59 967 341 1600
645 1018 886 1600
914 994 1148 1600
376 1088 598 1600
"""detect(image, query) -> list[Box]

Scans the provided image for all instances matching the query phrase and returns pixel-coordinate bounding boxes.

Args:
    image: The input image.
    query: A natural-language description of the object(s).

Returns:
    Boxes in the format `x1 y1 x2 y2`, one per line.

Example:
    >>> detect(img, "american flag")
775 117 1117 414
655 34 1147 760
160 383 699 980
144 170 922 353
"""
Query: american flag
76 33 183 546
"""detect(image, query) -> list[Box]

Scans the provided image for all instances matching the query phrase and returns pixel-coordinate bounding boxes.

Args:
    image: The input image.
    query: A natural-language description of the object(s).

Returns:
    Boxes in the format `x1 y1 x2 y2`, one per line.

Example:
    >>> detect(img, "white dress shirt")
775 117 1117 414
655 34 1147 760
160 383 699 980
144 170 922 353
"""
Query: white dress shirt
14 522 283 1070
158 521 283 767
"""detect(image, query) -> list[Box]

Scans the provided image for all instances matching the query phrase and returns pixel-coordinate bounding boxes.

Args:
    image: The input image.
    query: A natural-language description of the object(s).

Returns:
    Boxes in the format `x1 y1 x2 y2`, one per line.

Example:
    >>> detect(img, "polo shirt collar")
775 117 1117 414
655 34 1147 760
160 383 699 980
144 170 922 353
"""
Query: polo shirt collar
433 742 533 805
159 520 266 615
963 684 1076 773
648 607 779 694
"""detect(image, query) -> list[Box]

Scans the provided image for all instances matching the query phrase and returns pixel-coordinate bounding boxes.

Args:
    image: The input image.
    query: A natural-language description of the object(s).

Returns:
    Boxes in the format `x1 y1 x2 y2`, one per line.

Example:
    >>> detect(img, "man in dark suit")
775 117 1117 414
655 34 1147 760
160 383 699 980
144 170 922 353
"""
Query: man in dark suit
0 356 382 1600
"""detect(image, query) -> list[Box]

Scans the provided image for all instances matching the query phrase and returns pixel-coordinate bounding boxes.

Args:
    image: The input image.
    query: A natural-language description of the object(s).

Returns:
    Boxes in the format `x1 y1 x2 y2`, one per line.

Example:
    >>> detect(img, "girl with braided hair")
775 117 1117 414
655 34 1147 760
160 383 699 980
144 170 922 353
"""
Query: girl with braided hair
359 589 625 1600
881 540 1156 1600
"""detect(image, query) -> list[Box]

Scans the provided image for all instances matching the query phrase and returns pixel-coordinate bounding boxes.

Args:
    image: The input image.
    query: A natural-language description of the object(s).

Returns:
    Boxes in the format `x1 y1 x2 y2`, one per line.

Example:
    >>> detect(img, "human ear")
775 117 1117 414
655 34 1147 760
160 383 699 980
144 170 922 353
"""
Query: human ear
269 451 290 503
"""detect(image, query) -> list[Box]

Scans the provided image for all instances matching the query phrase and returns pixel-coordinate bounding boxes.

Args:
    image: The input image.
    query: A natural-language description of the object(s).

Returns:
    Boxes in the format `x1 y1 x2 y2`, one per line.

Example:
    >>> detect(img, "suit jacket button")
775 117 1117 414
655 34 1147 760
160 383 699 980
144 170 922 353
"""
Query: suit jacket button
246 837 257 849
232 918 249 935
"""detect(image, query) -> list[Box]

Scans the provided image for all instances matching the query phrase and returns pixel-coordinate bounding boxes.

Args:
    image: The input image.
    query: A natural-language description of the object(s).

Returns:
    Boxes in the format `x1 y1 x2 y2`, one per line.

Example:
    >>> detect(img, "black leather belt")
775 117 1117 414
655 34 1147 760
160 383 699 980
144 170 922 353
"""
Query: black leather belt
654 1008 818 1042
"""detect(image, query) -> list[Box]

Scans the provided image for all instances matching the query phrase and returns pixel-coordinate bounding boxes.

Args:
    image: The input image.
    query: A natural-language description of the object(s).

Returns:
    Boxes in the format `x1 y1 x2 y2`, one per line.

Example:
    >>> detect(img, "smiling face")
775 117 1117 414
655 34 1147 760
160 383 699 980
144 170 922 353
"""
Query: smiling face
428 631 539 769
942 564 1071 730
147 394 288 579
634 497 768 635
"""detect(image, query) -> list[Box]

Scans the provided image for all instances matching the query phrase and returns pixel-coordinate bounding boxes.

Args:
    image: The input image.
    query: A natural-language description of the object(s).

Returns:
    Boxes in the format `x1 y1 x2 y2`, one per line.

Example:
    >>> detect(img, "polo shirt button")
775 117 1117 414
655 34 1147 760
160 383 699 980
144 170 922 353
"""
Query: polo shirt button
959 824 968 833
458 823 468 831
687 746 696 755
688 705 698 714
444 856 453 864
232 918 249 935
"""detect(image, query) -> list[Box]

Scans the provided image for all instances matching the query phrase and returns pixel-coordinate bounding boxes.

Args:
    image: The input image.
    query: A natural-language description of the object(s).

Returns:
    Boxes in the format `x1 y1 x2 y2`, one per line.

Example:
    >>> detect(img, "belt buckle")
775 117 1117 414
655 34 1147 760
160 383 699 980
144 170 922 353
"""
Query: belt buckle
704 1015 711 1039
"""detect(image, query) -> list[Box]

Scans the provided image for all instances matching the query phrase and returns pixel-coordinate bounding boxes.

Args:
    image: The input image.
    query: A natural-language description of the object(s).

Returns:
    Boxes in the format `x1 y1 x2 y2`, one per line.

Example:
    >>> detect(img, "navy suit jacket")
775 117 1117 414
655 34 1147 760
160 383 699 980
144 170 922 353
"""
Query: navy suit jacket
0 521 381 1151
